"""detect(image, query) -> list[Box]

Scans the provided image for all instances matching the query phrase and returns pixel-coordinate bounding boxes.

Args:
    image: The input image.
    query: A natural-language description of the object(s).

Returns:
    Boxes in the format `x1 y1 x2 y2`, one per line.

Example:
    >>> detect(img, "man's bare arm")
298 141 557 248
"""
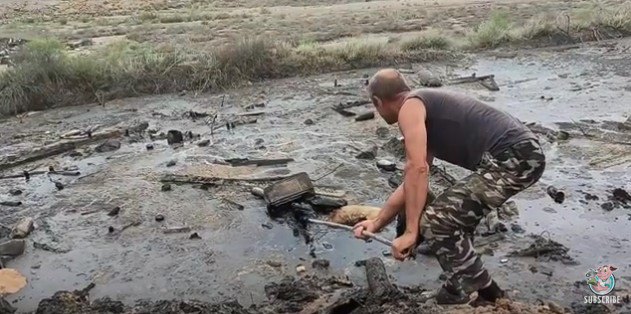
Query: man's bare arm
398 99 429 236
374 184 405 230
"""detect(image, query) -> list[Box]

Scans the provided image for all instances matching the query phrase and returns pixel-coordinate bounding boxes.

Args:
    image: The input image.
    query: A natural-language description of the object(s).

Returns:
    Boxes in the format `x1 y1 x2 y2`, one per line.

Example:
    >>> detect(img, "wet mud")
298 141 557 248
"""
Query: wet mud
1 39 631 313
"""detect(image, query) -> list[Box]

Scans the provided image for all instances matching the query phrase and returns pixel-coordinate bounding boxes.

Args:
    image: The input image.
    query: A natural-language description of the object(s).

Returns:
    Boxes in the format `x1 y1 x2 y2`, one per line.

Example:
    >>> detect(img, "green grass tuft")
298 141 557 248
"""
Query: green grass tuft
466 11 513 49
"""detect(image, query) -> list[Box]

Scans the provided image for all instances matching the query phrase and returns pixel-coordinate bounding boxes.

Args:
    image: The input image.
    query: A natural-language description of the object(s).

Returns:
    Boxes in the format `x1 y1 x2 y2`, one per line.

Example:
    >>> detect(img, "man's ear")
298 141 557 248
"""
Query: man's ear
372 95 382 108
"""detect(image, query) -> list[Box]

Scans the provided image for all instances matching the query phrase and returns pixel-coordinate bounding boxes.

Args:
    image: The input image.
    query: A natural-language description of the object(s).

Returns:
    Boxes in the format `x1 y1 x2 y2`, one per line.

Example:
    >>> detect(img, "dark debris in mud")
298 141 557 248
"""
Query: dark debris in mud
509 234 577 265
263 276 320 312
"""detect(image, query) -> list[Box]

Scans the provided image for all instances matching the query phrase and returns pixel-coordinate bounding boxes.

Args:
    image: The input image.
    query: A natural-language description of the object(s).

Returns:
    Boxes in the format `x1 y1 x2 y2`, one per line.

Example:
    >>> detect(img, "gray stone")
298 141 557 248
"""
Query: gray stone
95 139 121 153
0 239 25 256
196 139 210 147
0 298 16 314
10 217 34 239
167 130 183 145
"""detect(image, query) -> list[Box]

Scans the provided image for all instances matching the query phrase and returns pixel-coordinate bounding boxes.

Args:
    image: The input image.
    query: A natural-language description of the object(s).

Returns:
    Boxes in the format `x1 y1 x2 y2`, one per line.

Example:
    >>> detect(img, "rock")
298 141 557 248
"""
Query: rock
166 160 176 167
54 181 64 190
312 259 330 270
161 183 172 192
356 146 377 160
417 69 443 87
8 189 21 196
0 225 10 238
304 119 314 125
500 258 508 263
68 38 93 49
129 121 149 133
543 207 557 213
510 223 525 233
584 192 599 201
0 201 21 207
382 137 405 158
376 159 396 171
375 127 390 139
166 130 183 145
0 239 25 257
146 143 154 150
10 217 34 239
107 206 120 217
322 243 333 250
108 226 115 233
388 173 403 188
189 232 201 239
0 298 16 313
155 214 165 222
262 222 273 229
613 188 631 204
601 202 614 211
251 187 264 198
66 150 83 158
296 265 306 274
94 139 121 153
355 111 375 122
267 260 282 268
163 226 191 234
196 139 210 147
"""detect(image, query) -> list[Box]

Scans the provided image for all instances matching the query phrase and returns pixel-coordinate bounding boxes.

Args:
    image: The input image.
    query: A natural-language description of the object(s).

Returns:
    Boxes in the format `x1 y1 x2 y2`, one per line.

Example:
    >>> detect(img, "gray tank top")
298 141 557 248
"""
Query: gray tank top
405 89 536 170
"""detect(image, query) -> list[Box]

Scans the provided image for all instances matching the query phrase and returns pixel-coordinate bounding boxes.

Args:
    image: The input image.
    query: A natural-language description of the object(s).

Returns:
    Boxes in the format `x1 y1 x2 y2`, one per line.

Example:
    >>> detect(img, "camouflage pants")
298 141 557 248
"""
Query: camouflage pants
399 138 545 293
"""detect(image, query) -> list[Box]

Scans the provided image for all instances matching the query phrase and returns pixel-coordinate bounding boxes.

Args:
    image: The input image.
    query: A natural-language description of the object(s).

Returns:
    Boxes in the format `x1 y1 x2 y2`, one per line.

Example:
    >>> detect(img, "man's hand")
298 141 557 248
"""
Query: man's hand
353 219 381 240
392 231 417 261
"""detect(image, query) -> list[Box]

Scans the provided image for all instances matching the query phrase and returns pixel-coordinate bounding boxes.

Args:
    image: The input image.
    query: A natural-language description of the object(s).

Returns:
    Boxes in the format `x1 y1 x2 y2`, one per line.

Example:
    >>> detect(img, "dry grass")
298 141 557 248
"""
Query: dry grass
0 37 452 116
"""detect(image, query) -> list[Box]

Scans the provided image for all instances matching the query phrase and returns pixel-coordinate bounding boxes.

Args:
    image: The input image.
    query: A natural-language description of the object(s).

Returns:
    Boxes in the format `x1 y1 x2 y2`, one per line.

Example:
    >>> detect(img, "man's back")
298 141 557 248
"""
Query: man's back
405 89 535 170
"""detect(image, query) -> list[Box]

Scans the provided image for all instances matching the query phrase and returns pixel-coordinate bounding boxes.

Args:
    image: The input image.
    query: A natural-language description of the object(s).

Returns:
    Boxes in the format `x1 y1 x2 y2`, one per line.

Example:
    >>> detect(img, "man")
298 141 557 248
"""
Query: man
353 69 545 304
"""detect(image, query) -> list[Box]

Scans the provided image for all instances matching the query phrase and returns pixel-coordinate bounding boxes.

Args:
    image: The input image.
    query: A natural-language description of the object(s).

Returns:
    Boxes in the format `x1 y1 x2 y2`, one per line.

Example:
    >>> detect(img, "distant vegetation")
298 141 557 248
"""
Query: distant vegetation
1 3 630 116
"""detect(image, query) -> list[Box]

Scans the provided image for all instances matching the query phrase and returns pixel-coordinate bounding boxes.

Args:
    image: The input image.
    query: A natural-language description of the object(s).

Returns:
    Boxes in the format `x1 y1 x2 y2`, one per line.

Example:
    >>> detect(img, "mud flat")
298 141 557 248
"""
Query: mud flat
1 39 631 313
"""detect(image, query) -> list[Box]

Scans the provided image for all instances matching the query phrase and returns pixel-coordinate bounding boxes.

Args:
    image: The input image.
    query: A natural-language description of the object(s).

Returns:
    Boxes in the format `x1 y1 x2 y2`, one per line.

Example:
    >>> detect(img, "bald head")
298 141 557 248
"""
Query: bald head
367 69 411 102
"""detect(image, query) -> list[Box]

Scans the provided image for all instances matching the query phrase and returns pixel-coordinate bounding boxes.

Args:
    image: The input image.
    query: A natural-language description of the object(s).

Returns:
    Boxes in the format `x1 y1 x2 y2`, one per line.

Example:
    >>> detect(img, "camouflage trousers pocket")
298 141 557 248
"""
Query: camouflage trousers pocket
468 173 509 210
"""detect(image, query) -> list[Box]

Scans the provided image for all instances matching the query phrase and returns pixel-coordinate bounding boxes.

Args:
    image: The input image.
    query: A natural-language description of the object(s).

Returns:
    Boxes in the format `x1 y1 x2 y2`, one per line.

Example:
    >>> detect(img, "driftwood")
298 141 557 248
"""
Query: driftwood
160 173 293 185
332 100 371 117
355 112 375 122
226 158 294 167
324 257 404 313
365 257 401 299
0 129 121 172
236 111 265 117
0 170 80 180
448 74 499 91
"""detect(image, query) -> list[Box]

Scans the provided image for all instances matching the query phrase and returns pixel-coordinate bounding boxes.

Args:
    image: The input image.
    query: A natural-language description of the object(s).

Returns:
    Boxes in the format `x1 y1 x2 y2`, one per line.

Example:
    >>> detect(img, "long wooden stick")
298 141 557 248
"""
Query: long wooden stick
306 218 393 247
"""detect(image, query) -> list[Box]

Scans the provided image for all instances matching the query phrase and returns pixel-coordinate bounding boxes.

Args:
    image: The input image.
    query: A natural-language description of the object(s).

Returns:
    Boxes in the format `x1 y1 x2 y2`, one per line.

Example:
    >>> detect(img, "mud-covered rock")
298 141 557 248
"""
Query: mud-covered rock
0 298 16 313
263 276 319 312
0 239 25 257
166 130 183 145
35 283 96 314
130 299 249 314
95 139 121 153
312 259 330 270
10 217 34 239
356 146 378 160
417 69 443 87
382 137 405 159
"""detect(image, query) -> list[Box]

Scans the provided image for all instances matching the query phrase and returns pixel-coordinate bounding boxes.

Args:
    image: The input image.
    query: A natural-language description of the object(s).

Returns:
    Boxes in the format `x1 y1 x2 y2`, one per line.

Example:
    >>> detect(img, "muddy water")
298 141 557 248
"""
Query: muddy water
2 39 631 313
